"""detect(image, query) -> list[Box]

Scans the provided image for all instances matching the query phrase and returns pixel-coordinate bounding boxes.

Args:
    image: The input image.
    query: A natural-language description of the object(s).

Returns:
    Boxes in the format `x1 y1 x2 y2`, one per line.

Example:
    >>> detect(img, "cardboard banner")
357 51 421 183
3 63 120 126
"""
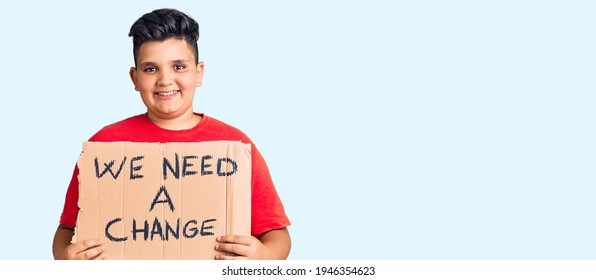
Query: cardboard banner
73 141 251 259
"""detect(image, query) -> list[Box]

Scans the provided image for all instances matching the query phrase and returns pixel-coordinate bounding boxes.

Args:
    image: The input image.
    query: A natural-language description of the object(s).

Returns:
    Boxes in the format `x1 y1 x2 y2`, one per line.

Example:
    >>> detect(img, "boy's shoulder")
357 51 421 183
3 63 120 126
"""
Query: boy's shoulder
89 114 147 142
89 113 253 144
194 114 253 144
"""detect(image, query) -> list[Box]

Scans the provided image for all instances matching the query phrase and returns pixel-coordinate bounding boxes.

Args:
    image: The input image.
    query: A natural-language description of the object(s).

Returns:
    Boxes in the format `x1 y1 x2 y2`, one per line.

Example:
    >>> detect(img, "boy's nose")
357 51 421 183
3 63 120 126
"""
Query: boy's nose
157 71 174 86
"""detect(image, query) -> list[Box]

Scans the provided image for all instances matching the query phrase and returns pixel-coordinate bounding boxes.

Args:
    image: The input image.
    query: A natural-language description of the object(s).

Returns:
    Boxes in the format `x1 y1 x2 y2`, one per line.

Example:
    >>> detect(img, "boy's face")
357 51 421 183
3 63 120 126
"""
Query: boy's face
129 38 204 122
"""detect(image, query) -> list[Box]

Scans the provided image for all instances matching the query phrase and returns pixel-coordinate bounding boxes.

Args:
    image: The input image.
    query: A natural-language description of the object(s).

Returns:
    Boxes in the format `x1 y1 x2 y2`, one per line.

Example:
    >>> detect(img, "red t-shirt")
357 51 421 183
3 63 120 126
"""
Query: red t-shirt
59 113 290 236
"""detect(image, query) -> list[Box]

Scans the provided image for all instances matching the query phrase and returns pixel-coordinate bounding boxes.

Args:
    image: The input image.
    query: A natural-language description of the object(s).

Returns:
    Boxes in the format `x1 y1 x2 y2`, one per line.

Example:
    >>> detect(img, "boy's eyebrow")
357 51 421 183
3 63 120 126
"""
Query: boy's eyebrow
139 59 191 67
139 61 157 67
172 59 191 64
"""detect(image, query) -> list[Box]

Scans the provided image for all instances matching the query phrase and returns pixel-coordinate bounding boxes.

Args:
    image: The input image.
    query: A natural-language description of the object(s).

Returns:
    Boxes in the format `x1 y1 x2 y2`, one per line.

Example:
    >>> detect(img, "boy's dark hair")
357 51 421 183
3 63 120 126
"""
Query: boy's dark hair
128 8 199 66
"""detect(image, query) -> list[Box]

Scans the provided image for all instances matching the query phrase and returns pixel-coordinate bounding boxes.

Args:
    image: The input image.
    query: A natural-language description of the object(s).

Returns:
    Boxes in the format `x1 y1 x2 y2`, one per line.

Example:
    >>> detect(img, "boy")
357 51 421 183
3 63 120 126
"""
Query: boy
52 8 291 260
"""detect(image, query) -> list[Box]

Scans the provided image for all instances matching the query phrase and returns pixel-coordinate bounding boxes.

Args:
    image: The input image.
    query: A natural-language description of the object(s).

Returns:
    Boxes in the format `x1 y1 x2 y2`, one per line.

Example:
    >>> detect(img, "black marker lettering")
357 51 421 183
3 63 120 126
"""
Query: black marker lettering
150 217 163 241
132 219 149 241
149 186 175 212
105 217 127 242
217 157 238 176
182 155 198 177
201 155 213 175
165 218 180 241
94 156 127 179
130 156 144 180
163 153 179 179
183 220 198 238
200 218 217 236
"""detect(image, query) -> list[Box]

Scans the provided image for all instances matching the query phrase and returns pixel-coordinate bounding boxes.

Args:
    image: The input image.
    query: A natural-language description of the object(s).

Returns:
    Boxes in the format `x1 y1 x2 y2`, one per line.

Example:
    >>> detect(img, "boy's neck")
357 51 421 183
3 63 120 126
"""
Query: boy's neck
146 111 202 130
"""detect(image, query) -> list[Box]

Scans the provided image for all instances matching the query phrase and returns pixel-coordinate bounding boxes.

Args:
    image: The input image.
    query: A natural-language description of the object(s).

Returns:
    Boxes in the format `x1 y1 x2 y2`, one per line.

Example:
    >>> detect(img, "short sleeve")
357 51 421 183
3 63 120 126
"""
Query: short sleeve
250 144 291 236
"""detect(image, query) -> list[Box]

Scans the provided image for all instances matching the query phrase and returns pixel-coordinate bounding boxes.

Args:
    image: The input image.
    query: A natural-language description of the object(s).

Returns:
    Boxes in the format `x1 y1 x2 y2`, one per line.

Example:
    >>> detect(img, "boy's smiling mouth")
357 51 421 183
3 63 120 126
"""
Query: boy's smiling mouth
156 90 180 97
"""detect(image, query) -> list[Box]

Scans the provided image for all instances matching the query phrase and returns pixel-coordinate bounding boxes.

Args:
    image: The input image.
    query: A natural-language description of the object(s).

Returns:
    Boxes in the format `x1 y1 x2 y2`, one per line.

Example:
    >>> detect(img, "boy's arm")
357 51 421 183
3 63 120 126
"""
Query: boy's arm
52 225 105 260
258 228 292 259
215 227 291 260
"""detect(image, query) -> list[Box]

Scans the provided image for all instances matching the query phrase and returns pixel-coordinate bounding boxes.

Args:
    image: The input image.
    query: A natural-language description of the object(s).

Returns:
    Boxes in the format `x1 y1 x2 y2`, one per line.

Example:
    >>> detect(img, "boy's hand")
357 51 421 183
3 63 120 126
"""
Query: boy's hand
58 239 106 260
214 228 290 260
214 235 270 260
53 226 105 260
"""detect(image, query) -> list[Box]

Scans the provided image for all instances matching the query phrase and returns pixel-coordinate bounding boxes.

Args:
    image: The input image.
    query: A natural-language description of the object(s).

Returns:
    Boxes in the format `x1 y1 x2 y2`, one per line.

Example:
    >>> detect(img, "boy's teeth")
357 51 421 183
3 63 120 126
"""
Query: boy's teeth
157 91 178 96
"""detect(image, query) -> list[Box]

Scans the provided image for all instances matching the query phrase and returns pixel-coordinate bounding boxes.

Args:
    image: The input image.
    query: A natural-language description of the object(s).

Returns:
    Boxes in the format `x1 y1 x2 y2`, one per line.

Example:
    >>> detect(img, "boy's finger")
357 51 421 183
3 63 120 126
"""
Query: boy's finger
215 243 248 256
81 239 102 249
90 252 106 261
79 245 104 260
72 239 102 254
217 235 253 245
215 254 246 260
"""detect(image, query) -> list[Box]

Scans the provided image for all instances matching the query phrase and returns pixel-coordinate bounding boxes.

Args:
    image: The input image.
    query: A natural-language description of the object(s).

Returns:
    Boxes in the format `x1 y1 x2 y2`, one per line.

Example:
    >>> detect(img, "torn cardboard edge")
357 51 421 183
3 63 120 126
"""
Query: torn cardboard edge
73 141 251 259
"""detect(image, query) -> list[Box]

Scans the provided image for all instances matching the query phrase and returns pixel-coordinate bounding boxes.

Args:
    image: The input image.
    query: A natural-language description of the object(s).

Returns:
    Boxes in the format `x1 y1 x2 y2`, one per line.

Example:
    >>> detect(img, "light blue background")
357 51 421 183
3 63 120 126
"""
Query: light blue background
0 0 594 260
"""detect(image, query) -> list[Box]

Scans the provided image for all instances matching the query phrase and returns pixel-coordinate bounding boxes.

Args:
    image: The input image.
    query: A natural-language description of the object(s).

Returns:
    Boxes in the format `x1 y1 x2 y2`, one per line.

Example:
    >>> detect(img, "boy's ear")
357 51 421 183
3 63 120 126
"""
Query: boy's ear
195 62 205 87
129 67 139 91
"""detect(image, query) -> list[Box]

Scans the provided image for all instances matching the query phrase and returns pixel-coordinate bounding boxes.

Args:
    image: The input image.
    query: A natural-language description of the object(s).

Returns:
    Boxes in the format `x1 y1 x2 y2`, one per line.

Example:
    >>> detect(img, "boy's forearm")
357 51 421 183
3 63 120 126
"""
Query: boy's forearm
52 226 74 259
53 226 106 260
259 228 291 260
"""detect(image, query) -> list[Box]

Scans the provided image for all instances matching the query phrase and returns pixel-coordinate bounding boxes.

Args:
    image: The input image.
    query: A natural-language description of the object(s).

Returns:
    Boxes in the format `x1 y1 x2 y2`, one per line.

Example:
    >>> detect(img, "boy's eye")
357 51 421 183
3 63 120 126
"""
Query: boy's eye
174 64 186 70
143 67 156 73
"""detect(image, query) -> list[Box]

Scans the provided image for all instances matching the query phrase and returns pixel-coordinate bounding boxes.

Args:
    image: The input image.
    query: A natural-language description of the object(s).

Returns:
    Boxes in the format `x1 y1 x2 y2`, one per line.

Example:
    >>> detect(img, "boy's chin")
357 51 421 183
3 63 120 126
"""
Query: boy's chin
148 109 194 120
